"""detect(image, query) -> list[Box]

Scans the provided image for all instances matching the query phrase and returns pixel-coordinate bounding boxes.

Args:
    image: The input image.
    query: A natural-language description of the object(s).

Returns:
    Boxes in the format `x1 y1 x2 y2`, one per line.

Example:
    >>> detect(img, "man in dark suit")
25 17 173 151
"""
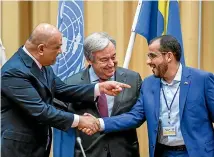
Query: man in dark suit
89 35 214 157
1 23 130 157
64 32 142 157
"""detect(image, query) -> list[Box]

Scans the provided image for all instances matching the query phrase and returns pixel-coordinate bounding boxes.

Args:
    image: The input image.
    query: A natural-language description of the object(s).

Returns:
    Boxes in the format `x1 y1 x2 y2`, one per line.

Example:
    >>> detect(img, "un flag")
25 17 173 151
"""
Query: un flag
52 1 84 157
52 0 85 81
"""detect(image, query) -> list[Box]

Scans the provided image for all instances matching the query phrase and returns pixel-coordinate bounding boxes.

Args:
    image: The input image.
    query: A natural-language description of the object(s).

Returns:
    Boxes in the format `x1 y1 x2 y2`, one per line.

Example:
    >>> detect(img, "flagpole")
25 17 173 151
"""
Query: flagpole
123 33 136 69
123 0 142 69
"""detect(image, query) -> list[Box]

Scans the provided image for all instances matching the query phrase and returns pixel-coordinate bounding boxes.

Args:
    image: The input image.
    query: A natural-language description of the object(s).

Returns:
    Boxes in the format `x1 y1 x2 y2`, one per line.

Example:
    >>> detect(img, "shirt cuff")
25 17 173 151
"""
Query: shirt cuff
71 114 79 128
94 83 100 100
98 118 105 131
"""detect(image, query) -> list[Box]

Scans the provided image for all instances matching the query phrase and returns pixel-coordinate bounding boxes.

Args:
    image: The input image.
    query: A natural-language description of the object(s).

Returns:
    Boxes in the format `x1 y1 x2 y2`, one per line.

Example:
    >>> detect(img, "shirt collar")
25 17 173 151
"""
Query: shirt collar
89 66 114 83
161 63 182 86
23 46 42 69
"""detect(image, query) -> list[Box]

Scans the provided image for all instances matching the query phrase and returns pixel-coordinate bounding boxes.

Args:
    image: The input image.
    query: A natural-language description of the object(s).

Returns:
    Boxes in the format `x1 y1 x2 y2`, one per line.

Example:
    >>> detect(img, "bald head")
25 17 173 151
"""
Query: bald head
27 23 60 46
25 23 62 66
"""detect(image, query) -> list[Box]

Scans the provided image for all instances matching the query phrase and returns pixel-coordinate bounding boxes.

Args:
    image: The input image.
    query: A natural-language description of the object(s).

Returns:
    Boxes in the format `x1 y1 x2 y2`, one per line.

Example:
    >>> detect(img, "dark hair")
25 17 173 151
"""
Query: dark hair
149 35 181 61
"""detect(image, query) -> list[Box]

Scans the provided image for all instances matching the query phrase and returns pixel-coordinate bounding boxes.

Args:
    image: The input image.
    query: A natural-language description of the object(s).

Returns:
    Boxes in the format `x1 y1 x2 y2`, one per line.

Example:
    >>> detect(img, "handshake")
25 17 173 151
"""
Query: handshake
75 81 131 135
78 113 101 135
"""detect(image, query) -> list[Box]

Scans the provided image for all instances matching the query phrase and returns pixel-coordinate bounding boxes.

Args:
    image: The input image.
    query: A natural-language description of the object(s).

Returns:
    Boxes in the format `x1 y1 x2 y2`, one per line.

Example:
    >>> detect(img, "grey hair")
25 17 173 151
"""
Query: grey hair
84 32 116 61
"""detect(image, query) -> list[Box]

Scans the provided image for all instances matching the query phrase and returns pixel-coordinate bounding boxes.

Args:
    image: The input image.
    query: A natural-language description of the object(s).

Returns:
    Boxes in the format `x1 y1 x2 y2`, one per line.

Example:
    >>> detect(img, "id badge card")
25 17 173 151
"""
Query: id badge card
162 126 176 136
160 115 176 136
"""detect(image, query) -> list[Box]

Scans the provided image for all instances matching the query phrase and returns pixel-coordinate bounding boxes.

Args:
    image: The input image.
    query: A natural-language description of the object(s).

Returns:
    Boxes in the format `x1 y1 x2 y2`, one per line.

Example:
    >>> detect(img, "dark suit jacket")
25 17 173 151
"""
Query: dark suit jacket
65 66 142 157
1 47 95 157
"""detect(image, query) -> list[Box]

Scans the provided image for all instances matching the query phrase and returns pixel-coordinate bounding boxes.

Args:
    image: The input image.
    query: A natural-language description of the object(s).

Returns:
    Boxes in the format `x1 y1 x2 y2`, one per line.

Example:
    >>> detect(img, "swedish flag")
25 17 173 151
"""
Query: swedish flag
134 0 185 64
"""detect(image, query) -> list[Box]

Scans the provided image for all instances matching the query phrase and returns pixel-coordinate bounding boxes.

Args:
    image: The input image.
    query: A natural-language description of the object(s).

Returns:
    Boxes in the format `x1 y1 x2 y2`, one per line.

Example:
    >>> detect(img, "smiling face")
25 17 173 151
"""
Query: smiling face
88 42 117 80
146 39 168 78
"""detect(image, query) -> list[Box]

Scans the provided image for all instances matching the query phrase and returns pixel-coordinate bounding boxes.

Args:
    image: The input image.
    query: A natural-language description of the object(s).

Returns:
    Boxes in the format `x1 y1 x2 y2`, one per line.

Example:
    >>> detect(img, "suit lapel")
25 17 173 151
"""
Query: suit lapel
30 63 51 92
18 47 51 93
152 78 161 121
179 67 191 120
80 67 91 84
111 69 126 116
82 67 101 115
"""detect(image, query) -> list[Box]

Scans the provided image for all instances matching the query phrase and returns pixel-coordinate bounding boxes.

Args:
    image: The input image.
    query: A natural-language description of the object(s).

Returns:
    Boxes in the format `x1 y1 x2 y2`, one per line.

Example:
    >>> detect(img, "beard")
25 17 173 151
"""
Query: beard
153 61 168 78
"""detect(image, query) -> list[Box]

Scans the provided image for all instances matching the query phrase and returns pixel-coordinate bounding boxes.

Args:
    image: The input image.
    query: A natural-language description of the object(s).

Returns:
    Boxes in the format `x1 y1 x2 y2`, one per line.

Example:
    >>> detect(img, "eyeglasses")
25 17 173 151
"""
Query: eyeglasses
147 51 168 60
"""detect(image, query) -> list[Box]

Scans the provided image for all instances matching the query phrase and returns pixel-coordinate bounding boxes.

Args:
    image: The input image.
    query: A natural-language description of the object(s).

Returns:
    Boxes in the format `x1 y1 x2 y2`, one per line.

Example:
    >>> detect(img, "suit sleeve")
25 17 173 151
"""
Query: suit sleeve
54 73 95 103
103 82 146 133
53 98 69 111
205 73 214 122
1 69 74 131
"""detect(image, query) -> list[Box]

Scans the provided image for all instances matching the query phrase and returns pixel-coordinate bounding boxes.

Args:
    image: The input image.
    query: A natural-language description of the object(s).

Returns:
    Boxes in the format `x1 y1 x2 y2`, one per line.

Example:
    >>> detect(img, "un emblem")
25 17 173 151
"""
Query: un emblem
53 0 84 81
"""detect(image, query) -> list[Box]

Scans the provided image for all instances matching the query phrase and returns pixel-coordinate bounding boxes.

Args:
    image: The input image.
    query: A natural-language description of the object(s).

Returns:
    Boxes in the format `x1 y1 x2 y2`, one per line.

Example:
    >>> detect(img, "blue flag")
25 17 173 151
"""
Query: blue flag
134 0 185 65
52 1 84 157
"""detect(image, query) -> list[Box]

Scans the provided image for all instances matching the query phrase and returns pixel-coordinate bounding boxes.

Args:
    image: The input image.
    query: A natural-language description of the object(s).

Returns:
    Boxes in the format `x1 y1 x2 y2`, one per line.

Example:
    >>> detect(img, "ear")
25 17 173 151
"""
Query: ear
167 52 173 62
38 44 45 56
87 59 93 65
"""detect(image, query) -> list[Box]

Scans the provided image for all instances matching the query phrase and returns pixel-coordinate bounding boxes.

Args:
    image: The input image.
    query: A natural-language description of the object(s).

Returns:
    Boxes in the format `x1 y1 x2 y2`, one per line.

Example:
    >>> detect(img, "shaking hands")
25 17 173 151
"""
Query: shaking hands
78 113 100 136
77 81 131 135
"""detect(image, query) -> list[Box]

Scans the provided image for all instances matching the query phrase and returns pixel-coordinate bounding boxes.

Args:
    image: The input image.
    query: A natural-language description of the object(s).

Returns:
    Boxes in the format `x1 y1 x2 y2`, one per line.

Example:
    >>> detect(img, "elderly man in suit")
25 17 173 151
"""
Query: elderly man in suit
84 35 214 157
62 32 142 157
1 23 130 157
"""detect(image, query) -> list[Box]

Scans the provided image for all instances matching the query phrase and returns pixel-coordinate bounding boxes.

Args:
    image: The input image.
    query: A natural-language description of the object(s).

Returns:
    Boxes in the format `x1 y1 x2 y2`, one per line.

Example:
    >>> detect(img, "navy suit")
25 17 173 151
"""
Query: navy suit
103 66 214 157
1 47 95 157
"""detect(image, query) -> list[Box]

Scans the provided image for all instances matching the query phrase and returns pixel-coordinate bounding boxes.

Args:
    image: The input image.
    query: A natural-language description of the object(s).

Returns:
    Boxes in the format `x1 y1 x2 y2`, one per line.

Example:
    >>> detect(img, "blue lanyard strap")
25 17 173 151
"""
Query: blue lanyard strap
161 82 180 113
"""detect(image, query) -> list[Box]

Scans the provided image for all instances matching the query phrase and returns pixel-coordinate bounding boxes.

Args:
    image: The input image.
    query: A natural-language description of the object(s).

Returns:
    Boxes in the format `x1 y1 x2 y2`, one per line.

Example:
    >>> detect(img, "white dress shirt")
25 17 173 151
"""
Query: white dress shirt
158 63 185 146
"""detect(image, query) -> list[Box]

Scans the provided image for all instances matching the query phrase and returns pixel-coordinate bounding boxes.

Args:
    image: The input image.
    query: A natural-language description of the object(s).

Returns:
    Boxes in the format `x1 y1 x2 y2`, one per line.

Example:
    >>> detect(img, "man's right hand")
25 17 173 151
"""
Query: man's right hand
98 81 131 96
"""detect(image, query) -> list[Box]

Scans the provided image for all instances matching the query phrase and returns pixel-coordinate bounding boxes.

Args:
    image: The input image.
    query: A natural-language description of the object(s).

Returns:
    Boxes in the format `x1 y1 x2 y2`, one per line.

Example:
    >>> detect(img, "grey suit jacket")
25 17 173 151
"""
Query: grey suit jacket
65 66 142 157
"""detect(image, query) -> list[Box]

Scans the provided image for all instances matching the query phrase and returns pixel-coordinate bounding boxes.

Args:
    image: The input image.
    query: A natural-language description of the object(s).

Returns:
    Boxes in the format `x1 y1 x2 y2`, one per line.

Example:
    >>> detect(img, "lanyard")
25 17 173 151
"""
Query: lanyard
161 82 180 124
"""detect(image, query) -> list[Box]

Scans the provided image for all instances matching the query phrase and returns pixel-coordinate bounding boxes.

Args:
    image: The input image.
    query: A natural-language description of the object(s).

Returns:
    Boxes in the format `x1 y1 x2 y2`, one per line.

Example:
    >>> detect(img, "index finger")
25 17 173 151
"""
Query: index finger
118 83 131 89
